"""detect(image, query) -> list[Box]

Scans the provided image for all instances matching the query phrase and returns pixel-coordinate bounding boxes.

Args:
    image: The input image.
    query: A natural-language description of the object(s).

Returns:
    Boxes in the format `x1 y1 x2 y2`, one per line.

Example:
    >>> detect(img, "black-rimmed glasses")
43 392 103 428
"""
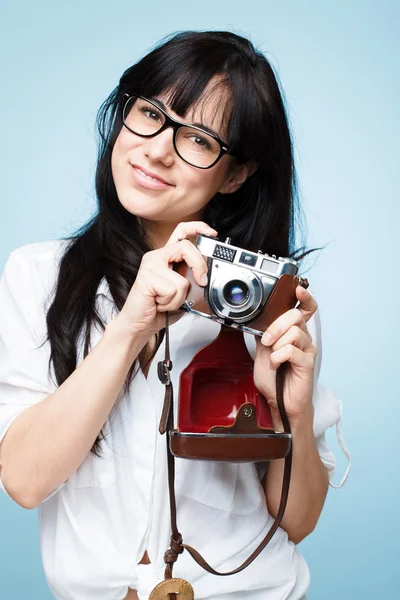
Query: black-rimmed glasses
121 94 233 169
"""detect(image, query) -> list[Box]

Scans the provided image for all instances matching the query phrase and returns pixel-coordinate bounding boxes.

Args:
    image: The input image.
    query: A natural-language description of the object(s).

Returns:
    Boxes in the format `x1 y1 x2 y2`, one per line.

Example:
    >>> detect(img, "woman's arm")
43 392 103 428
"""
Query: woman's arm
0 221 215 510
253 285 328 544
0 317 149 509
264 406 329 544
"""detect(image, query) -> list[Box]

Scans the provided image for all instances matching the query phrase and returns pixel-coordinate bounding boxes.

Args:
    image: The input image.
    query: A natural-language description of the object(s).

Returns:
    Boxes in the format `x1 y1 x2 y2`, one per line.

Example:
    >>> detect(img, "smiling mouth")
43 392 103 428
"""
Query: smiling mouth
131 164 172 186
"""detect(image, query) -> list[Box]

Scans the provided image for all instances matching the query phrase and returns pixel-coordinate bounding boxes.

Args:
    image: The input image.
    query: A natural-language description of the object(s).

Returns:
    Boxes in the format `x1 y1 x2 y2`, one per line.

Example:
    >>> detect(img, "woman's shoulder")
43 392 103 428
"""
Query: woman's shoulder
5 238 69 276
6 238 69 266
2 239 70 309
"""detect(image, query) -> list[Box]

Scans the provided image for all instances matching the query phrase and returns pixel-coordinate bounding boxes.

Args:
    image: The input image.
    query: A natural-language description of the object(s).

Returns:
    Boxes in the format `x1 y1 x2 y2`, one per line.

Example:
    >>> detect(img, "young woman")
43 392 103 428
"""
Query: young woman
0 30 350 600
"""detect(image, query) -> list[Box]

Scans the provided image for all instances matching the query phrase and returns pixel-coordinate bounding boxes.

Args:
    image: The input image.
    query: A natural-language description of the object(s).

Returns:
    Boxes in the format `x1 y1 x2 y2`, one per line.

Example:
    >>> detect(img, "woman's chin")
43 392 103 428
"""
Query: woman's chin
118 193 168 220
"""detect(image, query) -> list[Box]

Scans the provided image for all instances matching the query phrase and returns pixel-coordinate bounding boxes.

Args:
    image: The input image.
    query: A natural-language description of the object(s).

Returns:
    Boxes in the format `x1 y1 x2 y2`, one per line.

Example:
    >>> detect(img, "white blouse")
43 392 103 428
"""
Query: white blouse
0 240 351 600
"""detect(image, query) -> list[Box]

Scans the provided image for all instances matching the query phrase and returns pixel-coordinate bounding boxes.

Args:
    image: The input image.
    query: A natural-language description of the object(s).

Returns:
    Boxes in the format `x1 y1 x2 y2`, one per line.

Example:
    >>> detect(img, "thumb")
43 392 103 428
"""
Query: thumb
295 285 318 323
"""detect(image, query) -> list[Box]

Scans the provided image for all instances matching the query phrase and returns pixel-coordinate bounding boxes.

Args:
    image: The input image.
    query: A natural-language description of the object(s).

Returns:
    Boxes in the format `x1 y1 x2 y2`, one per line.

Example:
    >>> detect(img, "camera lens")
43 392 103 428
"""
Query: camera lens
223 280 250 306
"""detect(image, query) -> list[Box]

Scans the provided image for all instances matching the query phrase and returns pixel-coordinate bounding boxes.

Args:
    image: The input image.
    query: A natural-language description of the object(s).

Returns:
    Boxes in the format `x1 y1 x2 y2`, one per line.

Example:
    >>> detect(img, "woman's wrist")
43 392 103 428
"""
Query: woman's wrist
269 404 315 434
105 314 151 357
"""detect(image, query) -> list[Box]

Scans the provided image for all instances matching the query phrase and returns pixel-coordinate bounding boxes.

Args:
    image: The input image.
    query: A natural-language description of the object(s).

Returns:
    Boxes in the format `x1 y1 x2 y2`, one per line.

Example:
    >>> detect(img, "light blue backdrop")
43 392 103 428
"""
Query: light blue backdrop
0 0 398 598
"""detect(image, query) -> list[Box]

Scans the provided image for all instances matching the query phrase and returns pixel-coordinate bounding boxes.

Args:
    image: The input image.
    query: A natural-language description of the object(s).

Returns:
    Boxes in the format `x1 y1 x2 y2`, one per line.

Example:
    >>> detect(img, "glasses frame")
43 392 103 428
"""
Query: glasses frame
121 93 233 169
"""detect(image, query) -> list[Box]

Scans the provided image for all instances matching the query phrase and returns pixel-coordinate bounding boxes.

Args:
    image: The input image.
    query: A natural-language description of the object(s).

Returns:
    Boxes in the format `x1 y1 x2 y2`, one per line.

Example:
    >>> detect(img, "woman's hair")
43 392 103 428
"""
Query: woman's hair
44 30 319 456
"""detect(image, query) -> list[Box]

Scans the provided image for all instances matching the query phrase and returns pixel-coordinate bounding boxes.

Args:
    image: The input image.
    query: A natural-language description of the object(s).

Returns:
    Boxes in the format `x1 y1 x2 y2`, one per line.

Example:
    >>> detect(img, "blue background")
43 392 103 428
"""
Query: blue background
0 0 398 598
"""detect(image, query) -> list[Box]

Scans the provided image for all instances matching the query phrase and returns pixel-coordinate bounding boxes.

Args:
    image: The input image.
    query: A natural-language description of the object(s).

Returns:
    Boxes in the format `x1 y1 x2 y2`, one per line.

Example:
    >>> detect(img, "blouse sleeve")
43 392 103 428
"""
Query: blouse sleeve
0 247 67 502
305 295 352 488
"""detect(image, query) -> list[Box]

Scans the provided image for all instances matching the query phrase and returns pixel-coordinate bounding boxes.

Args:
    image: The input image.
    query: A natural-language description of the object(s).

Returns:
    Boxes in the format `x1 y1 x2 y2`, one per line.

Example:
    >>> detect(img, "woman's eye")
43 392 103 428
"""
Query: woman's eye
188 135 212 150
141 107 162 122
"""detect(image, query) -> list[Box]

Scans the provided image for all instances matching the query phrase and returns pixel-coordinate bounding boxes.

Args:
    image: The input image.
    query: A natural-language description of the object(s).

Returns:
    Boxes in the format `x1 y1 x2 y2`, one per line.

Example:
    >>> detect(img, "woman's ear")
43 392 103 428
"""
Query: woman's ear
218 159 258 194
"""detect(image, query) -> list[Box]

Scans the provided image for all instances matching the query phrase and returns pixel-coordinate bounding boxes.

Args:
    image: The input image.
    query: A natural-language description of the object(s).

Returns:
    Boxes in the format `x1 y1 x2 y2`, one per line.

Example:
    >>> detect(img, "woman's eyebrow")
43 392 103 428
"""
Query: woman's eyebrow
151 97 221 138
192 121 220 139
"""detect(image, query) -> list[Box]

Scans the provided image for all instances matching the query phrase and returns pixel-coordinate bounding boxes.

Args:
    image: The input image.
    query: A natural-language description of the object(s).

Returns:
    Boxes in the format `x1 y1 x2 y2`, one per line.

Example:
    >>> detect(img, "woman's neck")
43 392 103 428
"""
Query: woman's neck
142 219 175 249
140 210 206 249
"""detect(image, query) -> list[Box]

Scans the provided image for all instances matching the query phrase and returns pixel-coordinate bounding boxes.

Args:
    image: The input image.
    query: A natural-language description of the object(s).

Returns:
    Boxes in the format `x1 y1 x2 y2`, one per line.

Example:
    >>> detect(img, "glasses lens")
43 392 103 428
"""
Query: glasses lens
176 126 221 168
123 97 165 136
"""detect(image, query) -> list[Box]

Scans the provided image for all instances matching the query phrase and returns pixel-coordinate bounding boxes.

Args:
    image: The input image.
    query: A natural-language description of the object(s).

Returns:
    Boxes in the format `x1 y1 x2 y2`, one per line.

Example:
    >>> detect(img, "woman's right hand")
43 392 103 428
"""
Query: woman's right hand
116 221 218 341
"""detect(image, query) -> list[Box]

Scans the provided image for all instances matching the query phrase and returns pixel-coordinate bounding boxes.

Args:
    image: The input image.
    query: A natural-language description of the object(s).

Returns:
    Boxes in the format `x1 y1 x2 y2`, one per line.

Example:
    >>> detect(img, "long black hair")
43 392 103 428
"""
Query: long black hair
45 30 319 456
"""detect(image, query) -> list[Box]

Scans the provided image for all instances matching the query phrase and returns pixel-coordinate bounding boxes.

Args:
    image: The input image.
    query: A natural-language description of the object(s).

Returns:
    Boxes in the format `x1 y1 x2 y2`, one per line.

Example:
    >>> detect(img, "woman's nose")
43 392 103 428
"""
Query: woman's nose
143 127 175 166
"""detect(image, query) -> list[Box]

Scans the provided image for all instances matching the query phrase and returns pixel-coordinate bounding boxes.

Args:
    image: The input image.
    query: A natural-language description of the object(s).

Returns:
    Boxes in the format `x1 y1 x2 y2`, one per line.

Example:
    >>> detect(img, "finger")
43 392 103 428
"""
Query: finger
162 239 209 287
261 308 308 346
270 344 316 371
143 264 190 310
165 221 218 246
143 271 180 307
295 285 318 322
268 325 314 353
155 271 190 311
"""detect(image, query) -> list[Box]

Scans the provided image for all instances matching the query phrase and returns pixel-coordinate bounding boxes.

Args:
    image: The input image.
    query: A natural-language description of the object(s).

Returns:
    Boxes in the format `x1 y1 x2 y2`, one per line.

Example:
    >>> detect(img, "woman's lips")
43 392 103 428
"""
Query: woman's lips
130 164 173 190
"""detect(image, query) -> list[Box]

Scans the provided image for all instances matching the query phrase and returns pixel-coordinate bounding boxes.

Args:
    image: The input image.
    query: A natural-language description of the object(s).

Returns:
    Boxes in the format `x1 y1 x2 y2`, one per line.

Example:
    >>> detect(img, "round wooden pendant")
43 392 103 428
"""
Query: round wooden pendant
149 577 194 599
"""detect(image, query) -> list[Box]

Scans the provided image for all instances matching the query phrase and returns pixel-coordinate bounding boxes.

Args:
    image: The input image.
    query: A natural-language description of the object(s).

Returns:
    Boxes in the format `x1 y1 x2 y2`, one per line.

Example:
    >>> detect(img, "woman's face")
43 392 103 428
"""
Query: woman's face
111 86 248 243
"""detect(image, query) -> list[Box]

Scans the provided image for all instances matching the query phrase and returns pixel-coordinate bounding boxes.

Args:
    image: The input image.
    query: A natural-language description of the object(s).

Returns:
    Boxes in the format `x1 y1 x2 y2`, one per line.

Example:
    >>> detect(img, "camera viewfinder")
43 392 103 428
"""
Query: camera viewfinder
239 251 257 267
261 258 280 275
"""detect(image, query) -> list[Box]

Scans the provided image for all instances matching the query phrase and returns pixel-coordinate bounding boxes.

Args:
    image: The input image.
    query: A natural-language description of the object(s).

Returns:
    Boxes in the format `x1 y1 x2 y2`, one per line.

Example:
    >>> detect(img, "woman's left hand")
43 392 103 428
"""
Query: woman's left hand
253 285 319 426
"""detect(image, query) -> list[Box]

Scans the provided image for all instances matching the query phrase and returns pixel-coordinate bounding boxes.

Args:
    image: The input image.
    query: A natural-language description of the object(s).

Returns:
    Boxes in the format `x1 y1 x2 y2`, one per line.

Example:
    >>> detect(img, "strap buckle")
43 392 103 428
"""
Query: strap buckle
296 275 309 289
158 359 173 385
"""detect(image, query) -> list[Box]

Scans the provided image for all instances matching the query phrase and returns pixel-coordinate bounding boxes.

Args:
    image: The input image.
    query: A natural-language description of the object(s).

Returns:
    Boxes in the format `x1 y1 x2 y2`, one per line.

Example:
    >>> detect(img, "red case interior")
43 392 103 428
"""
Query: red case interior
178 326 272 433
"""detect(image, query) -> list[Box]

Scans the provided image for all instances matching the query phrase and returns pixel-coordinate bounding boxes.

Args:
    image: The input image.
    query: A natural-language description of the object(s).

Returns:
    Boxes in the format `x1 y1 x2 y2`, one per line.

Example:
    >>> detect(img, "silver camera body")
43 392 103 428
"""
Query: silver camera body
181 234 300 336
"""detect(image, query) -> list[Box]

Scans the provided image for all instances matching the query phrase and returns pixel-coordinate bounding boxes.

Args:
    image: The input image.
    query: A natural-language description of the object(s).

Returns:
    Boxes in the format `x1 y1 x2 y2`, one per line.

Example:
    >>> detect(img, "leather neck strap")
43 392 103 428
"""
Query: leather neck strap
158 312 292 580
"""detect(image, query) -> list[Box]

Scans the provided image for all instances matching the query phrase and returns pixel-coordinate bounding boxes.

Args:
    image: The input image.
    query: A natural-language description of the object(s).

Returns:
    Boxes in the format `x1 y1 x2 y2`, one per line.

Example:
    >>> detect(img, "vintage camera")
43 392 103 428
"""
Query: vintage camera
176 234 304 336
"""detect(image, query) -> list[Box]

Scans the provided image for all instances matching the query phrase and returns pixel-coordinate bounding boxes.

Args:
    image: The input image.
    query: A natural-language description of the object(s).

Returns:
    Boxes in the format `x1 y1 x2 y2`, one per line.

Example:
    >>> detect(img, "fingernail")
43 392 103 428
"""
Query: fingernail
263 332 273 345
201 274 208 286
